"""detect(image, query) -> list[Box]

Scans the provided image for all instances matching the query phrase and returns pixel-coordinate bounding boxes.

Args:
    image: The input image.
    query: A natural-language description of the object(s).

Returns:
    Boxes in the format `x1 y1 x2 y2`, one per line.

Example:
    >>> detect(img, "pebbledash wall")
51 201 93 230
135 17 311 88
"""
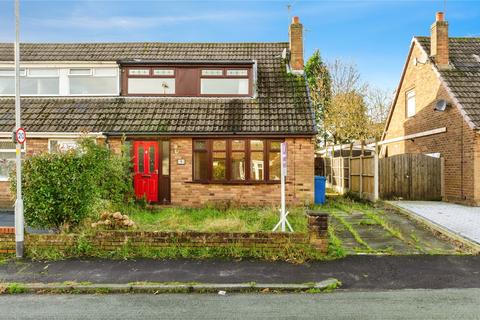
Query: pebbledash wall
0 136 314 208
383 43 480 206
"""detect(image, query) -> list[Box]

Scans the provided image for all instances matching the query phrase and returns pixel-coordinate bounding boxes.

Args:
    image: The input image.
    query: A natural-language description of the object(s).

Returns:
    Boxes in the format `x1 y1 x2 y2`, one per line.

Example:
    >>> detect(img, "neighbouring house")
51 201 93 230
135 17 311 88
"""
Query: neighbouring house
382 12 480 206
0 17 316 208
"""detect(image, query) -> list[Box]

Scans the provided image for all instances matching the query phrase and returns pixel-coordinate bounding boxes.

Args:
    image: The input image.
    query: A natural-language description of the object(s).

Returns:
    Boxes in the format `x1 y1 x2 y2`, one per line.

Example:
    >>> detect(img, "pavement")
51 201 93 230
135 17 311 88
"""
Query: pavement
390 201 480 248
0 289 479 319
1 256 480 290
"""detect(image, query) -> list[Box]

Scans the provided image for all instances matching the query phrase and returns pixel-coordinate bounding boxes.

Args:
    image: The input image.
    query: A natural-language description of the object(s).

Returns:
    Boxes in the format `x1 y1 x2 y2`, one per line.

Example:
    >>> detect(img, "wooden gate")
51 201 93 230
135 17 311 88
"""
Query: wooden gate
379 154 442 200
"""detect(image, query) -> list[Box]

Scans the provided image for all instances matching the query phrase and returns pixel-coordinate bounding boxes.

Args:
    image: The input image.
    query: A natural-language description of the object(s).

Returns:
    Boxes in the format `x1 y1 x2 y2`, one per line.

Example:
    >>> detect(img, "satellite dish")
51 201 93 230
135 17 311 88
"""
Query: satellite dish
435 99 449 112
281 48 289 60
413 57 418 66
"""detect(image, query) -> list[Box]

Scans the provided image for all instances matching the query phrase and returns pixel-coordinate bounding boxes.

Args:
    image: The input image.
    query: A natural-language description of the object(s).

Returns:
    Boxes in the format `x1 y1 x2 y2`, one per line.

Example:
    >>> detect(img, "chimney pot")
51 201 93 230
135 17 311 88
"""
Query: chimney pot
292 16 300 24
436 12 444 22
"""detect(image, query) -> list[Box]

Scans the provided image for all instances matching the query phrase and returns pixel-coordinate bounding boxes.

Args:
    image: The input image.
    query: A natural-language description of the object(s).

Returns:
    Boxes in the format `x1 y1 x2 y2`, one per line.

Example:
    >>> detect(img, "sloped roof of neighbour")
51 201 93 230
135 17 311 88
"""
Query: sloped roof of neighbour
416 36 480 129
0 42 315 135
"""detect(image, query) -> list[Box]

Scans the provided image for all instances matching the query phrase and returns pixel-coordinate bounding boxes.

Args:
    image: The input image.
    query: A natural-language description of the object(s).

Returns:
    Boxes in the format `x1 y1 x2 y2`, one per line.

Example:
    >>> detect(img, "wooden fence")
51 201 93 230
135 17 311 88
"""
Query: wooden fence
379 153 443 200
321 153 443 201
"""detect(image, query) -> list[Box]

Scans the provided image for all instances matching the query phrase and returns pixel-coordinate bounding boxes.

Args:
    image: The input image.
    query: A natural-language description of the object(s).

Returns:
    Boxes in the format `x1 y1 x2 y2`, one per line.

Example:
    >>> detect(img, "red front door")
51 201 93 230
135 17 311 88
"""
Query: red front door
133 141 159 202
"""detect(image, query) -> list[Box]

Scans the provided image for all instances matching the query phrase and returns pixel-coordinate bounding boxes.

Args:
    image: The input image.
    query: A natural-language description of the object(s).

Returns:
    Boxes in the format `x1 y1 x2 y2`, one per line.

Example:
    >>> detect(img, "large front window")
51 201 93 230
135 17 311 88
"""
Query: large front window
193 139 282 183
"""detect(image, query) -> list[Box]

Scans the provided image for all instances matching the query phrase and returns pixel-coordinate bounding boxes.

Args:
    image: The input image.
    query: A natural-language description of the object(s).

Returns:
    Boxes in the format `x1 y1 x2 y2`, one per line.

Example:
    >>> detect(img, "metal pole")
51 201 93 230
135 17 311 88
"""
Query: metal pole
14 0 24 258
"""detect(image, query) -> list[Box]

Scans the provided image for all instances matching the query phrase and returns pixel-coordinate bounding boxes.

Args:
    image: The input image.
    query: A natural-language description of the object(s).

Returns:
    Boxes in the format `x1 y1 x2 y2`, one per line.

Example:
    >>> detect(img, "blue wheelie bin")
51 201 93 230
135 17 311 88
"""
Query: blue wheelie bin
314 176 326 205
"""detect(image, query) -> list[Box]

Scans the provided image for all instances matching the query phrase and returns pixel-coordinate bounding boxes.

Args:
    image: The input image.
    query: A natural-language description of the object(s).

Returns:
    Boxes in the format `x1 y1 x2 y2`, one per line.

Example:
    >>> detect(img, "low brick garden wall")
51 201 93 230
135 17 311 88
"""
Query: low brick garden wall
0 212 329 256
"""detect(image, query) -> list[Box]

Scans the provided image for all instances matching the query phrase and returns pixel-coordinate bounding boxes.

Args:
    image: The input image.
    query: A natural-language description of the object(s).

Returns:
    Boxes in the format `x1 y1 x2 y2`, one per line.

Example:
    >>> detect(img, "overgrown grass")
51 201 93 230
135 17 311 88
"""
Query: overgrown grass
112 204 308 233
25 240 328 264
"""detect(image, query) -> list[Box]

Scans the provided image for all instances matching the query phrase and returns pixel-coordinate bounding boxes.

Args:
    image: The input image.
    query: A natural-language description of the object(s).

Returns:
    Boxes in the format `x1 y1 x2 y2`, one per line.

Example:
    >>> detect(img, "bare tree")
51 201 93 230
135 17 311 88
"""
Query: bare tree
328 59 368 96
365 87 393 139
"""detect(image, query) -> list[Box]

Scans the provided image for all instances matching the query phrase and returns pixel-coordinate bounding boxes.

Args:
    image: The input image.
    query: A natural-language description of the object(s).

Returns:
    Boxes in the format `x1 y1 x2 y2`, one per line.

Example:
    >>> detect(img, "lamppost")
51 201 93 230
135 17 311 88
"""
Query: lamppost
14 0 24 258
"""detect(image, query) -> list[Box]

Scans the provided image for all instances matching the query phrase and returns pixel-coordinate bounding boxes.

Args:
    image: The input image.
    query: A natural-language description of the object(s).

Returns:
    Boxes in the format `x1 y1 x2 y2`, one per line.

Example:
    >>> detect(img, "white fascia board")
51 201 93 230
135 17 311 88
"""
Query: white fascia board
0 132 105 139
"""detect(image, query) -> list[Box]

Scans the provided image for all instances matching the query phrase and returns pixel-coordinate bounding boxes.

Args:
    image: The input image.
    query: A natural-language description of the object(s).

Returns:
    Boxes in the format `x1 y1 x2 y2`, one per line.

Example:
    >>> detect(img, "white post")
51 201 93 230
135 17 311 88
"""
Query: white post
280 142 286 232
272 142 292 233
14 0 24 258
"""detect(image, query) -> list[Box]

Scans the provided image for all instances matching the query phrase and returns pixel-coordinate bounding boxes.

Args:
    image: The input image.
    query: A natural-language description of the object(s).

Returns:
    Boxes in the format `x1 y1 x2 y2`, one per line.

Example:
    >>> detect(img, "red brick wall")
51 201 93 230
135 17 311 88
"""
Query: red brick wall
384 43 479 205
169 137 314 207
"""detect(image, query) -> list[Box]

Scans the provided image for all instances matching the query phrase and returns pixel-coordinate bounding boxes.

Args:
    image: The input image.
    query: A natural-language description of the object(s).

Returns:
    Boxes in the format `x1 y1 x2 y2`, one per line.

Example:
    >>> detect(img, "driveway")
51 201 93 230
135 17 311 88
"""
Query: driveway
390 201 480 248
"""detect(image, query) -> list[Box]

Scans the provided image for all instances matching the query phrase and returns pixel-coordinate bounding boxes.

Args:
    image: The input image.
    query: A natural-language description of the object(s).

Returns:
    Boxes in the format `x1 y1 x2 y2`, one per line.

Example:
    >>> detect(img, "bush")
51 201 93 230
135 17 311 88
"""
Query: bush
11 138 133 230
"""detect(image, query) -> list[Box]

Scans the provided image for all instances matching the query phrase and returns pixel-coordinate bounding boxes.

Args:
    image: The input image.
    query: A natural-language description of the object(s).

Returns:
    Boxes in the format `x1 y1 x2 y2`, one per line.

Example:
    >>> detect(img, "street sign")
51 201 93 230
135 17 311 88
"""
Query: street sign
15 127 26 144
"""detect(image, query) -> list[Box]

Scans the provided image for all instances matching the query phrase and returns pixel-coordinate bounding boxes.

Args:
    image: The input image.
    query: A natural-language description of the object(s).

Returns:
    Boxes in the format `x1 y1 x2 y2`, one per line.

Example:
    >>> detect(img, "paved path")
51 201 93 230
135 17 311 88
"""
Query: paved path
1 289 479 319
2 256 480 290
391 201 480 245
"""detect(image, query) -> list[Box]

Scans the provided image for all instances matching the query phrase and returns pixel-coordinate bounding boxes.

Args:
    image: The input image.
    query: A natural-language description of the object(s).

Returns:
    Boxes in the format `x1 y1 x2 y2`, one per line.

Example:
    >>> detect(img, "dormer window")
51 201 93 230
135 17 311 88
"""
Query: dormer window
122 64 253 97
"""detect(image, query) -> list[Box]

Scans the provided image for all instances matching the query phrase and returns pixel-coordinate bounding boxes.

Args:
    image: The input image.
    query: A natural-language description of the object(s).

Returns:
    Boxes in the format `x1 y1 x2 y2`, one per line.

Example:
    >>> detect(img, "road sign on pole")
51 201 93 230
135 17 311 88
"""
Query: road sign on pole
272 142 293 233
14 0 24 258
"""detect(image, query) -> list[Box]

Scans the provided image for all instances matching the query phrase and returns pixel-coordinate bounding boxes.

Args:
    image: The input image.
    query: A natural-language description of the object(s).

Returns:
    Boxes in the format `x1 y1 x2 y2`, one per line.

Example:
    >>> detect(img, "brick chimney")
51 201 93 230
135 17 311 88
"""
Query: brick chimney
430 12 449 67
289 16 304 73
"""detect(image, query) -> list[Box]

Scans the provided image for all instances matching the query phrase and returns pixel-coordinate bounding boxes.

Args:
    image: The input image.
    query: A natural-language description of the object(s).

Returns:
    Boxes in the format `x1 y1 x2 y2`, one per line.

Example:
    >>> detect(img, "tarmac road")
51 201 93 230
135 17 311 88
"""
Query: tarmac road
0 288 479 319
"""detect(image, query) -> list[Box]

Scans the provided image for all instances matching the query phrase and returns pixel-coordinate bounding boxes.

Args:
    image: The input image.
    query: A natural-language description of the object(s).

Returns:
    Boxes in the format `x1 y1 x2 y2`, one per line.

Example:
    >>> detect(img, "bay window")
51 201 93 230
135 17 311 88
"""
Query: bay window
193 139 282 183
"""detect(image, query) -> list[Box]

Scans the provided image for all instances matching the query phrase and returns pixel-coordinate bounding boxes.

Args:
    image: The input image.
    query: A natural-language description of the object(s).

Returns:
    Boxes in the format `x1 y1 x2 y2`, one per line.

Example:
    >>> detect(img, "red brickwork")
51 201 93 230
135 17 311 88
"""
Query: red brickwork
170 137 314 207
384 43 480 205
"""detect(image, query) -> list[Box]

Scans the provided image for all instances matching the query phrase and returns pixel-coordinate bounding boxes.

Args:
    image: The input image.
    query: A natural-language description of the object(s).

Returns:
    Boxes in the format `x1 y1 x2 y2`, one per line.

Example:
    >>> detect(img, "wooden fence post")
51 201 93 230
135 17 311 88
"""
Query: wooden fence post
359 141 364 199
440 157 445 200
373 140 379 202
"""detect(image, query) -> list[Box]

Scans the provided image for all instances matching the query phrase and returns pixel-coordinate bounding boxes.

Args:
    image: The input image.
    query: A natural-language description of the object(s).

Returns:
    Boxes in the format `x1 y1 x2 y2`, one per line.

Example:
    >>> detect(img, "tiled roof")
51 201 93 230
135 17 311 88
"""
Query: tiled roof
0 42 315 135
416 37 480 129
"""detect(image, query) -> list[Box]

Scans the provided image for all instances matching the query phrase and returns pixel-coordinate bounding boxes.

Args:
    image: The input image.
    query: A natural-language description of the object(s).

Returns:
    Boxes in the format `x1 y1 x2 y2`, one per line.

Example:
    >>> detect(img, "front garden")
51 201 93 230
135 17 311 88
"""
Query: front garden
5 138 326 263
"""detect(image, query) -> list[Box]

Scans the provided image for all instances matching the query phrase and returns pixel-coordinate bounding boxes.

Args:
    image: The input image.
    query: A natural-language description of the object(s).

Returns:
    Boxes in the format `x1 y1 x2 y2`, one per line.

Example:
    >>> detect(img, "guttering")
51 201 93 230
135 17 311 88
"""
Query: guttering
117 59 255 65
0 132 106 139
103 131 315 138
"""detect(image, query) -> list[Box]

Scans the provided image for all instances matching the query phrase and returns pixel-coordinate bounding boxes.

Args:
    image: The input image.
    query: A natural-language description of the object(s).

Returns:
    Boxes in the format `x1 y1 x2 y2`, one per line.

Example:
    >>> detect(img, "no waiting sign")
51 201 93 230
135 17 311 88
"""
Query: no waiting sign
15 127 26 144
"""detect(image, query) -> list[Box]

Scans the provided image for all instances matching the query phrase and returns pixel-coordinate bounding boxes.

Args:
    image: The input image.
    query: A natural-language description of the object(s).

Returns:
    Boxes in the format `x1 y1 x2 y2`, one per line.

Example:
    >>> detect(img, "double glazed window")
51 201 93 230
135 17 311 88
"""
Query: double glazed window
48 139 78 153
0 68 59 95
406 89 416 118
124 65 252 97
0 140 25 181
0 67 119 96
69 68 118 95
127 68 176 95
200 68 250 95
193 139 282 183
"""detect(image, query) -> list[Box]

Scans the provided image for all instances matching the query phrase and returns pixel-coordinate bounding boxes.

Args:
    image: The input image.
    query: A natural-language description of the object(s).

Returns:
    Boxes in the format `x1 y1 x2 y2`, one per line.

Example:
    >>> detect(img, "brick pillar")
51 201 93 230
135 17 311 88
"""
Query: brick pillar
289 16 304 73
307 211 328 253
430 12 449 68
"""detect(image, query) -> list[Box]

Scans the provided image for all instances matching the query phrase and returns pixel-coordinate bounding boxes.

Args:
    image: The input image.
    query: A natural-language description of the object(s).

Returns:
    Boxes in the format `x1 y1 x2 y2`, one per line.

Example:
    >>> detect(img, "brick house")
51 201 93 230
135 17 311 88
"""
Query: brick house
0 17 316 208
382 12 480 206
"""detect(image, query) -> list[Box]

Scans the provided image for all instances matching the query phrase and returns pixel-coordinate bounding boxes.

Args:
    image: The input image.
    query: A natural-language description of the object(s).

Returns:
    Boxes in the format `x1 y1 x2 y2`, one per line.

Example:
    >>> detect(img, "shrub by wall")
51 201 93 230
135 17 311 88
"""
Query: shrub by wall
10 138 133 230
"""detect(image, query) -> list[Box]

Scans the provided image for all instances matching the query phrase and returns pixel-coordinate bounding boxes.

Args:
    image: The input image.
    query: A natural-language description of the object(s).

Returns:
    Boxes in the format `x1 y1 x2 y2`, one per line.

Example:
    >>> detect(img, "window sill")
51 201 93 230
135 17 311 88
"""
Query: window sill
186 180 281 185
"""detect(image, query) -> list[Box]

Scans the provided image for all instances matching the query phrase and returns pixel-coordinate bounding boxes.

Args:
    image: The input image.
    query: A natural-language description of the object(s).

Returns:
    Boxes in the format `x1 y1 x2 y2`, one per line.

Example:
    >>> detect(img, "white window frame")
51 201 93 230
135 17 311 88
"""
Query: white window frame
406 89 416 118
0 65 120 97
67 67 119 96
0 140 26 182
68 68 93 76
48 139 78 153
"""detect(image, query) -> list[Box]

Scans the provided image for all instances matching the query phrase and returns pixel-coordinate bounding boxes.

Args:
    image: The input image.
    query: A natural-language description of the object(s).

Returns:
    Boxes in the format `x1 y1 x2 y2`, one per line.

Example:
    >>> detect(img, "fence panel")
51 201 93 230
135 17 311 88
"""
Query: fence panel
379 154 442 200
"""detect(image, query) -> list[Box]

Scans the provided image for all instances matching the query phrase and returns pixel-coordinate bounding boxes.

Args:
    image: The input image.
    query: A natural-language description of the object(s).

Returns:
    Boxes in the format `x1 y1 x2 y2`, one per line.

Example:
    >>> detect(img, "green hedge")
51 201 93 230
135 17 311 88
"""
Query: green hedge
11 138 133 230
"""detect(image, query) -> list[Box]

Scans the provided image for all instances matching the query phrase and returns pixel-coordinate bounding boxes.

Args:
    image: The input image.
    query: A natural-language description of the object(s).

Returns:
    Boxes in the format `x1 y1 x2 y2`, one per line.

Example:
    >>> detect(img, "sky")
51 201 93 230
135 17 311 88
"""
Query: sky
0 0 479 92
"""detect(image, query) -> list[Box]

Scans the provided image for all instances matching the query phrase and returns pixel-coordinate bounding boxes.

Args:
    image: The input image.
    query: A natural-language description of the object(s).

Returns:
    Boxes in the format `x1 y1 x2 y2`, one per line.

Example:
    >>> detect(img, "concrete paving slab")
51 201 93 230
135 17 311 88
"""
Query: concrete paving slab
390 201 480 248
